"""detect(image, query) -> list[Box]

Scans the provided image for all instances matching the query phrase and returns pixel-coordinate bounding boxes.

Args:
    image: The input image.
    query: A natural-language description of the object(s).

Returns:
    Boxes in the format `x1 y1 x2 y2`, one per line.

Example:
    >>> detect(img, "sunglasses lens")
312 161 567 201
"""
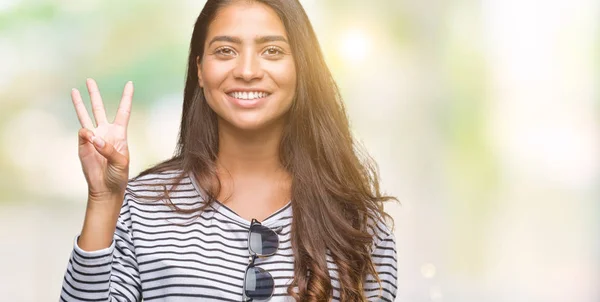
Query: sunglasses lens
249 224 279 255
244 266 274 300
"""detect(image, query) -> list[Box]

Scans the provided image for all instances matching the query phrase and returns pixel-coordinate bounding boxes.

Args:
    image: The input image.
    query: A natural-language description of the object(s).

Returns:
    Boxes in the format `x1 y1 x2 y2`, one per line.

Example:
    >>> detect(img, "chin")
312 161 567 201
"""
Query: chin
223 114 285 132
221 116 264 130
232 121 268 131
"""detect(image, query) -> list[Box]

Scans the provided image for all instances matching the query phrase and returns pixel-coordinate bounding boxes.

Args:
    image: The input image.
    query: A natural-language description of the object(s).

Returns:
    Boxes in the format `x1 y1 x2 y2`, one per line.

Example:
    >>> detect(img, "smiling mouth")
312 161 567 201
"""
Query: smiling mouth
226 91 271 100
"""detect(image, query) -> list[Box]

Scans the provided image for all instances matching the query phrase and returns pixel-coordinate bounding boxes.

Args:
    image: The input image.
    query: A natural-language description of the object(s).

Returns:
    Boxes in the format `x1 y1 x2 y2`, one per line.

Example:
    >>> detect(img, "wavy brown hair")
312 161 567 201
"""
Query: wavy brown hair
133 0 397 300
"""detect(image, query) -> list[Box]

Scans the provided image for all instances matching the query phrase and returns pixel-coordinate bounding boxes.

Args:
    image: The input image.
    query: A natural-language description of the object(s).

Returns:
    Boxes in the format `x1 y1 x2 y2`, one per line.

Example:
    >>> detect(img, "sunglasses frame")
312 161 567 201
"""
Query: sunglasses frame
242 218 280 301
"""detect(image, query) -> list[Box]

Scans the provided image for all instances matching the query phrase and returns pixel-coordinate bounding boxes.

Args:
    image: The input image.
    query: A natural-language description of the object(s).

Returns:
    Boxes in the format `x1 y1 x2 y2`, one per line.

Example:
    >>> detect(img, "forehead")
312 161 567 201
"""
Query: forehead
207 2 288 40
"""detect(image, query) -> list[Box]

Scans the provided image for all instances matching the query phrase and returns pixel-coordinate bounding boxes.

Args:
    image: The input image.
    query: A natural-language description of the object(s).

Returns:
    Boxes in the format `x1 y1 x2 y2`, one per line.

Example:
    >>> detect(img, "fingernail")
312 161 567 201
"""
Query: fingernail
92 136 105 148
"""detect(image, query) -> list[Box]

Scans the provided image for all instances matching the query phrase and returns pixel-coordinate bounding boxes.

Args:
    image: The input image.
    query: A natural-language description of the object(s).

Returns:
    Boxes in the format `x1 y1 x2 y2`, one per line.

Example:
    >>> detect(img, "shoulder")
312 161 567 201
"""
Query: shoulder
125 169 196 202
366 208 395 249
127 169 187 190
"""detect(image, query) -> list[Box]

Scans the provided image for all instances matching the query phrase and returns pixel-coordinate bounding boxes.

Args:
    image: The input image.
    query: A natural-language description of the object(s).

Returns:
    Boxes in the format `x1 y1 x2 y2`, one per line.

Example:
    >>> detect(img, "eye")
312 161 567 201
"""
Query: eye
215 46 236 57
263 46 284 57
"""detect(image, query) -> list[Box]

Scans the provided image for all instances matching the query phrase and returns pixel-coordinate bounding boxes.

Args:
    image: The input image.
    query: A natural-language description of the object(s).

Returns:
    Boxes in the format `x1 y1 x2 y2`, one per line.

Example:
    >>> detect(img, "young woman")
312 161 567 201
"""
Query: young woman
60 0 398 301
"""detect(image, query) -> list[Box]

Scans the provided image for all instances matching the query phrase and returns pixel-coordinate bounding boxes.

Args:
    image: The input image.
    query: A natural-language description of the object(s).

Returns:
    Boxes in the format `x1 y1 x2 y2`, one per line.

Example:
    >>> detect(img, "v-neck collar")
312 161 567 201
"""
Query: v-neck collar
187 171 292 228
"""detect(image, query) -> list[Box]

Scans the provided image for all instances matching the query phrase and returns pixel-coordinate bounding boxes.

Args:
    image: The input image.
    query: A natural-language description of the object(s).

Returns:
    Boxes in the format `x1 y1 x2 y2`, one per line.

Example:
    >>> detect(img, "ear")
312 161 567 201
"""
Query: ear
196 56 204 88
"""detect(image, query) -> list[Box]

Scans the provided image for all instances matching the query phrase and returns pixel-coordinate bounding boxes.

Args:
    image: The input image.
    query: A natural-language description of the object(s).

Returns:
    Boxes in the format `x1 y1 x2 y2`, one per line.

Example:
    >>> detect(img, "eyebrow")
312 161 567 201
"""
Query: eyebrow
208 35 289 47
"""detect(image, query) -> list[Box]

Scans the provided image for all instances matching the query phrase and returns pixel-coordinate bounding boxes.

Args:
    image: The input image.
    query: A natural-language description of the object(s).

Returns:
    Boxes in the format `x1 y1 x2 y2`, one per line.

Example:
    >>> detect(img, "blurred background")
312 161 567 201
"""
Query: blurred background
0 0 598 301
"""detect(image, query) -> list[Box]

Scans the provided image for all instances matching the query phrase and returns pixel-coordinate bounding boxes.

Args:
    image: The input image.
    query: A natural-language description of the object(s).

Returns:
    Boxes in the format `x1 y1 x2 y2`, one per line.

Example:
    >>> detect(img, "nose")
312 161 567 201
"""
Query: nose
232 49 264 82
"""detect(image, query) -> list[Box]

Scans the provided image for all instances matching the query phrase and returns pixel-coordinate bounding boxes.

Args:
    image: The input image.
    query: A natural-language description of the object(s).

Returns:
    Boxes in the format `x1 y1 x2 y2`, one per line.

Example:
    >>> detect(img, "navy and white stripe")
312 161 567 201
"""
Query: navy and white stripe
60 170 398 301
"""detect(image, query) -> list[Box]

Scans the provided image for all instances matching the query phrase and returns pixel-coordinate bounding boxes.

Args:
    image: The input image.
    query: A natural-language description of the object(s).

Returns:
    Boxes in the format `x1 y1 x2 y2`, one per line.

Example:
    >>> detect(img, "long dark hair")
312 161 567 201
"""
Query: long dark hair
134 0 397 300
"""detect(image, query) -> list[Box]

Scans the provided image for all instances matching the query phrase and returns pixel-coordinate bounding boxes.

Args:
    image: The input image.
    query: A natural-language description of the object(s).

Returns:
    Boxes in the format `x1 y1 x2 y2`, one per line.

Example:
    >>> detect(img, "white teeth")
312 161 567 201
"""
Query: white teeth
229 91 269 100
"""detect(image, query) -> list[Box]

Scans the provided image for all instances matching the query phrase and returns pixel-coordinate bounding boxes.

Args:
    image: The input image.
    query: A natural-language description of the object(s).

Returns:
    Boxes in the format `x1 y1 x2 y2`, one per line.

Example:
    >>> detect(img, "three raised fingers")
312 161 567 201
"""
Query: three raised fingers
72 79 134 129
86 78 108 126
114 81 134 127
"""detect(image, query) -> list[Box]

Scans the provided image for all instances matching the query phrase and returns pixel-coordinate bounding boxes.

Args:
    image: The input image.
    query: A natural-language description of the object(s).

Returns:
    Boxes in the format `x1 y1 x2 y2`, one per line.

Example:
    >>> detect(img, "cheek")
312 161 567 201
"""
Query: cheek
271 61 297 92
201 60 231 89
200 62 232 111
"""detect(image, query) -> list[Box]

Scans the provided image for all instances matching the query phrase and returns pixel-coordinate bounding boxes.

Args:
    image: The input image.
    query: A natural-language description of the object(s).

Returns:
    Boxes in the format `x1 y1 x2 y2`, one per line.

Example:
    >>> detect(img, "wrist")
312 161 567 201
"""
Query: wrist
87 191 124 210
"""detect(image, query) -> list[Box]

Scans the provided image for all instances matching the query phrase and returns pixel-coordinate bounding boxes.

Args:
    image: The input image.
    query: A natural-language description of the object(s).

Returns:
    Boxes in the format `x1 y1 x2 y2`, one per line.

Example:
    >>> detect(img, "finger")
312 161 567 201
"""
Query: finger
71 88 94 129
90 136 128 168
86 78 108 126
114 81 134 127
78 127 95 147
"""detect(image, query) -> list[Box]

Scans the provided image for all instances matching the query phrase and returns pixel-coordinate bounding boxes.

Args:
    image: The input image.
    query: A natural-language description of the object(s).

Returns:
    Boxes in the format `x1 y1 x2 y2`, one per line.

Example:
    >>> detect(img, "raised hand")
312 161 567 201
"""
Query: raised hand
72 78 133 202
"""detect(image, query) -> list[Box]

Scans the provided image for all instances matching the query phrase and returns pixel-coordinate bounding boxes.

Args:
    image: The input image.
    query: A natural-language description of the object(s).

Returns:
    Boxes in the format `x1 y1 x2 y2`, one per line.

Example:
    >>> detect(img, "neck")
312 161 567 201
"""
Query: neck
216 120 286 176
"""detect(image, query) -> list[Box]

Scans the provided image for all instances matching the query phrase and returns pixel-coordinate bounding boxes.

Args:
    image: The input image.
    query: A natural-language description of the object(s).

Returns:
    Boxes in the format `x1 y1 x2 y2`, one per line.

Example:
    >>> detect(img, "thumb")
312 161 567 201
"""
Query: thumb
91 136 128 168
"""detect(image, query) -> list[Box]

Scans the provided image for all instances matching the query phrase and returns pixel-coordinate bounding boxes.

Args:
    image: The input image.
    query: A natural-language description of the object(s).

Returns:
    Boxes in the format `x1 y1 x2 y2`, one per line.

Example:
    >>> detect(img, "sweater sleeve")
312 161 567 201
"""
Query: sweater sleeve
60 194 142 302
365 226 398 302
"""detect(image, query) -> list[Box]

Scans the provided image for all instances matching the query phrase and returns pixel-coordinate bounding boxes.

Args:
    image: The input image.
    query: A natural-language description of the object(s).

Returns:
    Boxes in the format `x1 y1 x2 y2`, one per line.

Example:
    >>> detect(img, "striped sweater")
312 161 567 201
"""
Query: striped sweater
60 170 398 301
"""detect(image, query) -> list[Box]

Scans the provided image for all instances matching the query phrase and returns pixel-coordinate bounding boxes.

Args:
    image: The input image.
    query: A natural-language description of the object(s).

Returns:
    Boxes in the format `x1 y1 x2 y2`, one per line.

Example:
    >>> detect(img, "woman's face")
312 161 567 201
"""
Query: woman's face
197 1 296 131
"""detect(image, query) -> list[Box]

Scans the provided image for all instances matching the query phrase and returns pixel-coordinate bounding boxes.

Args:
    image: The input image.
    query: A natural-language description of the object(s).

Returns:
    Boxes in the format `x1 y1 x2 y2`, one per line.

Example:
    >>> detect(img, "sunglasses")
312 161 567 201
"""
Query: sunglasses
242 218 280 301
